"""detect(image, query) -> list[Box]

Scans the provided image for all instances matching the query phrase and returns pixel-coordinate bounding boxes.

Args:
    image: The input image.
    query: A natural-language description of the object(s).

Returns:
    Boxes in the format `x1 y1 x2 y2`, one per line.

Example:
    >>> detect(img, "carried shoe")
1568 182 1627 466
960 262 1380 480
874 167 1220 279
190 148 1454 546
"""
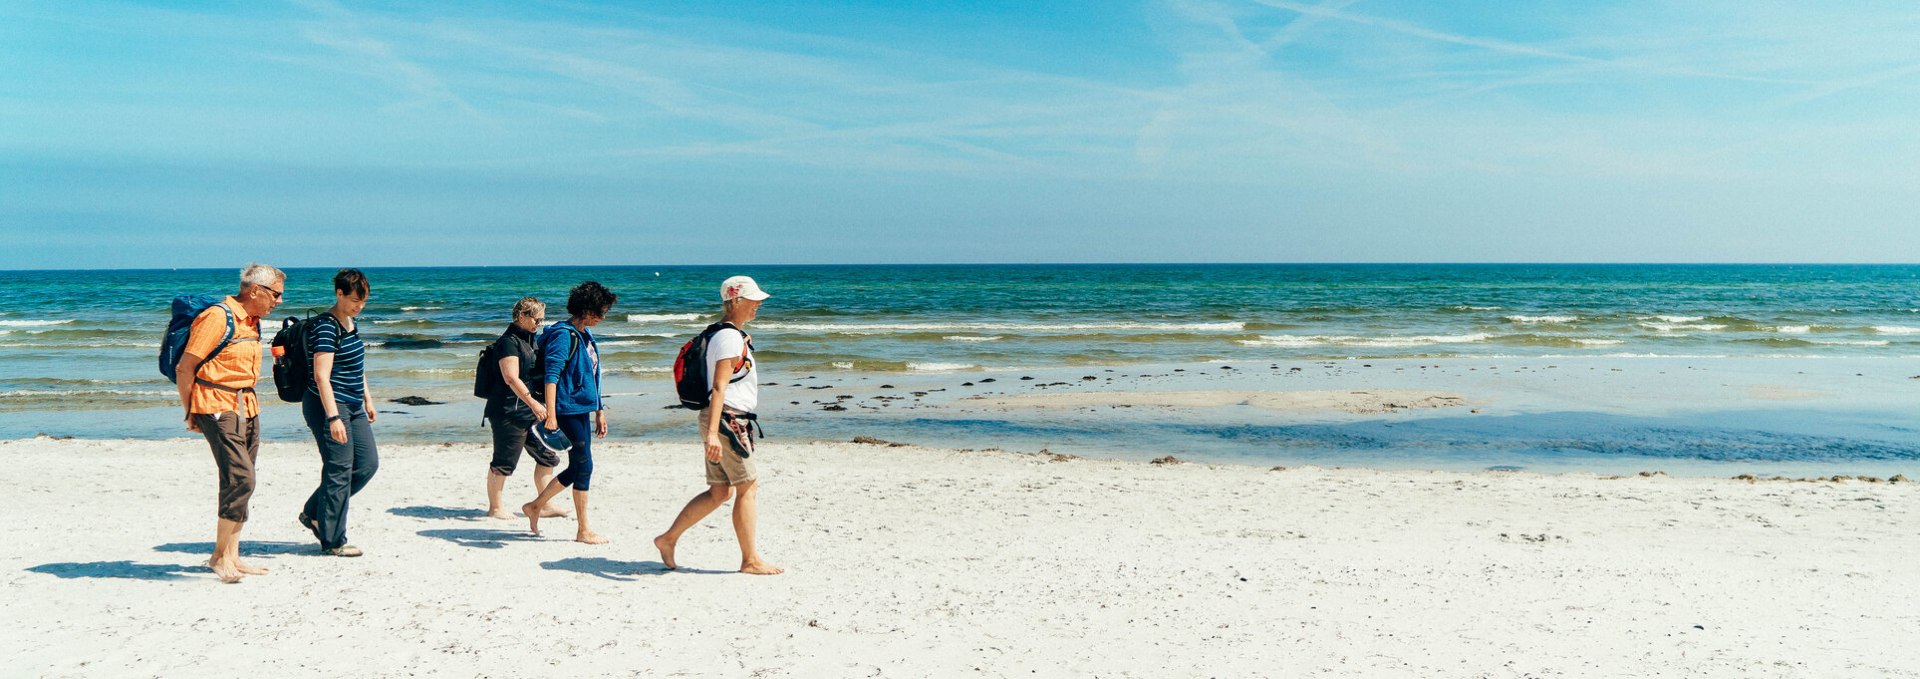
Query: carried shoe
322 545 364 557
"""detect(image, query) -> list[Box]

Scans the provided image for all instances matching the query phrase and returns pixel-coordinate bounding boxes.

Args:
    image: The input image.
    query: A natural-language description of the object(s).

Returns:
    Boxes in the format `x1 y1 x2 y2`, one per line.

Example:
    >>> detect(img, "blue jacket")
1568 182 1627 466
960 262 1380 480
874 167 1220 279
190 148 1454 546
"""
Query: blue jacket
539 321 602 416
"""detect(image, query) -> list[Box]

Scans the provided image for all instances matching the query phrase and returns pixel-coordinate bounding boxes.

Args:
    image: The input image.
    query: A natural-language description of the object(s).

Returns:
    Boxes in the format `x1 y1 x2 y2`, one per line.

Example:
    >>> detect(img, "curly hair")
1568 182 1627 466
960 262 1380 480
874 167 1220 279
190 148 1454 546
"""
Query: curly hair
565 281 617 318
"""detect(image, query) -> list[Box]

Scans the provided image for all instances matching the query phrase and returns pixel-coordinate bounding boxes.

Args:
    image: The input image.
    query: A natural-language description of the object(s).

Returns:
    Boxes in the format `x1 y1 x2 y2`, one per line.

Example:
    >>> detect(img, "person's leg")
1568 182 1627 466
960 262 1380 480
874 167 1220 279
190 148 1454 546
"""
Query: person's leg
530 465 565 516
487 418 522 519
230 415 267 575
654 483 730 570
522 414 588 535
731 480 782 575
302 395 356 550
523 428 567 517
199 412 250 583
554 414 604 544
330 405 378 549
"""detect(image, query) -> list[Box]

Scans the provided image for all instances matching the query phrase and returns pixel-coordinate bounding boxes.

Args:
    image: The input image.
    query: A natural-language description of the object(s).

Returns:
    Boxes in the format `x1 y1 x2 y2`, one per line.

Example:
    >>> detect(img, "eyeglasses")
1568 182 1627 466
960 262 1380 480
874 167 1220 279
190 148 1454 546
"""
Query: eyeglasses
262 286 284 301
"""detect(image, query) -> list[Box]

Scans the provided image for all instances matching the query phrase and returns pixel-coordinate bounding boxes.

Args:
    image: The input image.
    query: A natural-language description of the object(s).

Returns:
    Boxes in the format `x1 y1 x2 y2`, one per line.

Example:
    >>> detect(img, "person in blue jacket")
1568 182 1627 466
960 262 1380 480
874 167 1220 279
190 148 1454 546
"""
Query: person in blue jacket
522 281 617 543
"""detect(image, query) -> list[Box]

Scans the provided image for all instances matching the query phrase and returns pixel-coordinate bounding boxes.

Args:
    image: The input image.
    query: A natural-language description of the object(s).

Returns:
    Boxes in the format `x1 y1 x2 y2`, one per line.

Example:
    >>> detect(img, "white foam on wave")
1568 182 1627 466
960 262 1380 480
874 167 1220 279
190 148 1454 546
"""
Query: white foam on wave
627 313 705 323
1641 322 1726 332
1503 315 1578 324
1572 339 1625 346
1872 325 1920 335
598 339 673 347
1774 325 1811 334
908 362 977 372
0 341 150 349
1812 339 1890 346
400 306 446 312
1644 315 1705 323
1450 305 1503 311
943 335 1003 342
757 321 1245 333
616 366 671 374
0 389 173 397
831 361 855 369
1239 333 1492 348
0 319 76 327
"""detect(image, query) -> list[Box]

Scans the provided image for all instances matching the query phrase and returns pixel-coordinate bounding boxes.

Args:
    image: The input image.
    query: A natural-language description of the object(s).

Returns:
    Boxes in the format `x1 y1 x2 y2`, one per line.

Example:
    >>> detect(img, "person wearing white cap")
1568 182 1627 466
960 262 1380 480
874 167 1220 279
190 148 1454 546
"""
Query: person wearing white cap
654 275 783 575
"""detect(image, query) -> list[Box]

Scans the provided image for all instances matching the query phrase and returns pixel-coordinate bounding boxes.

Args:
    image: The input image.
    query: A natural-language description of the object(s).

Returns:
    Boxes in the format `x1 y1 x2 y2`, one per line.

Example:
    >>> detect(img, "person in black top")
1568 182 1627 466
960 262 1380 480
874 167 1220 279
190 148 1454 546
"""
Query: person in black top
485 297 567 520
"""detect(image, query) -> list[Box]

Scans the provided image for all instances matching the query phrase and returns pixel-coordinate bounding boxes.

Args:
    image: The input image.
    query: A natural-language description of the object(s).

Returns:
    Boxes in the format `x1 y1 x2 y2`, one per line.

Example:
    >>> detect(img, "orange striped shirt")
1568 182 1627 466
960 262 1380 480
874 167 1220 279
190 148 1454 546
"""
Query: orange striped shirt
184 296 263 417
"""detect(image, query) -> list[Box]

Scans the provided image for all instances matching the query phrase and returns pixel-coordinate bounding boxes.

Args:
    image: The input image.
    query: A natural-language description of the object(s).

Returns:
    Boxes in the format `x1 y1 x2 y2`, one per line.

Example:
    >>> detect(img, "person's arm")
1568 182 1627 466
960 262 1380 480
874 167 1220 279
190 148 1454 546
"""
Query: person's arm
541 332 565 431
362 375 376 424
499 355 546 421
312 352 346 443
705 357 737 462
176 351 204 432
176 308 225 433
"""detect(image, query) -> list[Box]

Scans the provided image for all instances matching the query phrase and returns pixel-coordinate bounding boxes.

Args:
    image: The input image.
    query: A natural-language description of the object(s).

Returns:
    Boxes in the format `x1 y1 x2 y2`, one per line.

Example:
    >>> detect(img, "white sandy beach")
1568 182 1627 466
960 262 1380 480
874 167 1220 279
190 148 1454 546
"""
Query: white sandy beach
5 436 1916 677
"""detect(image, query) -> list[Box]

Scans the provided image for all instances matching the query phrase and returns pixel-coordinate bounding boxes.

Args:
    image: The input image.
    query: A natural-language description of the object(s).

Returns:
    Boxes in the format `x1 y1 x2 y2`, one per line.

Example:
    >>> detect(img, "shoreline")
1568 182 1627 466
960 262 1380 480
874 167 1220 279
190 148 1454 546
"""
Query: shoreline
6 437 1917 677
5 355 1916 478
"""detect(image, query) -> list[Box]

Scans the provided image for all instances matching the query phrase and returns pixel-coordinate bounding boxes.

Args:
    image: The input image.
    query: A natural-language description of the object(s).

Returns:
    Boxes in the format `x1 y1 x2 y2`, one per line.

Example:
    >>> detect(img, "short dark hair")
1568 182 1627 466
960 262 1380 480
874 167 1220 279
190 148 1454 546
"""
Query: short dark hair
566 281 617 317
334 268 369 297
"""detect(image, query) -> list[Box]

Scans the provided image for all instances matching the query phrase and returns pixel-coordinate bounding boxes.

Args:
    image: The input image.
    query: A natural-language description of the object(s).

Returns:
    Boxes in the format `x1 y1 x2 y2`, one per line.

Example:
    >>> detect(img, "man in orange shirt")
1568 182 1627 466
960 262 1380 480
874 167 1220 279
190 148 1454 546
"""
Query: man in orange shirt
174 263 284 583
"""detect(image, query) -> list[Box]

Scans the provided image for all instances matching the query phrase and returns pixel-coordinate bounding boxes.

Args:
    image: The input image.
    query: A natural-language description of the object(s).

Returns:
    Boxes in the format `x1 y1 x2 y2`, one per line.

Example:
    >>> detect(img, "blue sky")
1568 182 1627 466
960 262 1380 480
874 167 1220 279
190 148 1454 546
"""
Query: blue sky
3 0 1917 268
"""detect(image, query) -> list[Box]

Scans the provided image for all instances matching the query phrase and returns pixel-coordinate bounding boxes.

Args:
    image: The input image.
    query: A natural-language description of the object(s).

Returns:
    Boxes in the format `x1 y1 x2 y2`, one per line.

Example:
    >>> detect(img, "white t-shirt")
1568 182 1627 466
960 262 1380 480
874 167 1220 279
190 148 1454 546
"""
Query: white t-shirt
705 327 758 413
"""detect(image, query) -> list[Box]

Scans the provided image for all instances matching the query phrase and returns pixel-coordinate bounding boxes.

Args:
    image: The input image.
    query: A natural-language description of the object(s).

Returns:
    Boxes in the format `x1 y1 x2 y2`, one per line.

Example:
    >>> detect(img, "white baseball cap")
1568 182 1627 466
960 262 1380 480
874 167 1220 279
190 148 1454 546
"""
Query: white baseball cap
721 275 770 302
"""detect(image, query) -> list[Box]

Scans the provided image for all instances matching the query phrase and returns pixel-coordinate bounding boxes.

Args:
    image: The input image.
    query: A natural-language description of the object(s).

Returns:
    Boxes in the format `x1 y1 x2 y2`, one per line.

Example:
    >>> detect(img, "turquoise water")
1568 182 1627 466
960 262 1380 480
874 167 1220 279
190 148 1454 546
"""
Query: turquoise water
2 264 1917 474
3 264 1919 410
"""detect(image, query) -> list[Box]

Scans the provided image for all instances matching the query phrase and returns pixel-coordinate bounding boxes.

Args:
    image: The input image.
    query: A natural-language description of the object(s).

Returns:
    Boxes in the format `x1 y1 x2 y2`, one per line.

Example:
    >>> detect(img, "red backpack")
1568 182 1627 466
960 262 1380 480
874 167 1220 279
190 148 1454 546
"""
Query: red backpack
673 322 750 409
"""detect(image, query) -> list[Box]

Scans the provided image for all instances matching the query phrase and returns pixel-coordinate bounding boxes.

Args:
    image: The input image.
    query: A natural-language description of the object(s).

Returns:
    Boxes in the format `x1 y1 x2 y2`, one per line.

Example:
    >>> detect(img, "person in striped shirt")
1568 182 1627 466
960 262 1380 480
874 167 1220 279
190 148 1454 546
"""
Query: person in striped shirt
298 269 380 557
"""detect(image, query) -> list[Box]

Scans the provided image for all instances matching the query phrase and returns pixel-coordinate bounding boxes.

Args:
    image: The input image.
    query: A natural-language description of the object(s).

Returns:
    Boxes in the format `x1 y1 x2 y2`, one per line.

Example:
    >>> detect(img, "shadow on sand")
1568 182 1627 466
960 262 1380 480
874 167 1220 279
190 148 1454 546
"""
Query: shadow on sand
388 505 491 520
152 541 316 557
27 560 209 581
417 528 541 550
538 556 719 580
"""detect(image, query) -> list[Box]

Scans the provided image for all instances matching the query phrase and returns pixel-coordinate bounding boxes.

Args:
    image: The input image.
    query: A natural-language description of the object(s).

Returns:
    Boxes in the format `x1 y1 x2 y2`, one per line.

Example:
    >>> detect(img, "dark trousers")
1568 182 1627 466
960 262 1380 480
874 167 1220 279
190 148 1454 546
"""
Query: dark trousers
301 394 379 549
553 412 595 491
195 411 259 522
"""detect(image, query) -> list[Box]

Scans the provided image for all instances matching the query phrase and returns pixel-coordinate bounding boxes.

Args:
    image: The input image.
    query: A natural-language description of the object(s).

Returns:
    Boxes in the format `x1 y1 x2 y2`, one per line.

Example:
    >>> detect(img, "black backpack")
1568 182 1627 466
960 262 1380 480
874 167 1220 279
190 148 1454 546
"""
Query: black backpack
673 322 750 410
473 330 545 399
473 343 501 399
269 313 319 403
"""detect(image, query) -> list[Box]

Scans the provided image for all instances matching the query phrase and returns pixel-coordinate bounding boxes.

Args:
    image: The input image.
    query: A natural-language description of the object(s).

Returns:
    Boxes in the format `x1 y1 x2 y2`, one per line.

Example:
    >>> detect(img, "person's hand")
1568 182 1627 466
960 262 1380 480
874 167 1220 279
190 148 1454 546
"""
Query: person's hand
329 419 348 444
595 412 608 438
542 415 559 432
365 403 378 424
531 402 547 421
704 432 724 463
185 414 200 433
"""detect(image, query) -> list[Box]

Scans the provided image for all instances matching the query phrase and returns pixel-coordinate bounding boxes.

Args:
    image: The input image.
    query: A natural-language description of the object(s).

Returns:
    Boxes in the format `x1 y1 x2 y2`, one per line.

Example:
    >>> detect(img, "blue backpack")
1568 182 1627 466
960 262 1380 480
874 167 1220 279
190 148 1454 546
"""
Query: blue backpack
159 295 247 384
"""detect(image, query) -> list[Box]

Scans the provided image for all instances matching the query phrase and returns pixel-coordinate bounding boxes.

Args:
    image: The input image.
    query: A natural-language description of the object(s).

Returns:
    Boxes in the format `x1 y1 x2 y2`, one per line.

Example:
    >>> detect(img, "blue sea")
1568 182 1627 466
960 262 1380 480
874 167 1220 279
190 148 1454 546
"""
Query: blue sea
3 264 1917 474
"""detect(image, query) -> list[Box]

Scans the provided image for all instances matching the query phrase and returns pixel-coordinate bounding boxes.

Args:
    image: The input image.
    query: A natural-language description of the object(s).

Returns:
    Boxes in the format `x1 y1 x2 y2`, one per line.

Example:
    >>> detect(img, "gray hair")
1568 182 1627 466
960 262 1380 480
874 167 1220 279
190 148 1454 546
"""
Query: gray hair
239 263 285 289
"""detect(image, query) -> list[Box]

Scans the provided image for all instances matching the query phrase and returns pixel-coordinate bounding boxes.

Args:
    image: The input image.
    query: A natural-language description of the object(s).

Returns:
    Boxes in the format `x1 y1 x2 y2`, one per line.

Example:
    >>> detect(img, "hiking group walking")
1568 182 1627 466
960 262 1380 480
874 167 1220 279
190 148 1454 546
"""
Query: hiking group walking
167 265 781 583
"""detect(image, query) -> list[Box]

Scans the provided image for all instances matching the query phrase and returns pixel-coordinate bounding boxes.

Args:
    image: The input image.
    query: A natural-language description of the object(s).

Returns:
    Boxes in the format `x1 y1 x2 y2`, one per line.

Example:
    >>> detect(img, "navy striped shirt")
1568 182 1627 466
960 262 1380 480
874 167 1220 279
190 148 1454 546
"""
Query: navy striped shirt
307 314 367 404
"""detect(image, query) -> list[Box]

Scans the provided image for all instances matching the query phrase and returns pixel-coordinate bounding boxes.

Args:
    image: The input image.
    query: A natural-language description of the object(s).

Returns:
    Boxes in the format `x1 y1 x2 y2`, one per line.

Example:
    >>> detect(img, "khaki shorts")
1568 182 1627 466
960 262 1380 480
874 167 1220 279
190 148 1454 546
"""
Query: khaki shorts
696 410 758 486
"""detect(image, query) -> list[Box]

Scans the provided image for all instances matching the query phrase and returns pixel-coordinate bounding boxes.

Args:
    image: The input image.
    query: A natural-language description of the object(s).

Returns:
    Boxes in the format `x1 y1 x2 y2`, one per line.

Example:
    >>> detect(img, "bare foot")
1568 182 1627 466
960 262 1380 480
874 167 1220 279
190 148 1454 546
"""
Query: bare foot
209 560 244 583
234 560 269 575
653 534 678 570
740 559 784 576
575 531 609 545
539 504 571 518
487 508 513 520
522 502 542 535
